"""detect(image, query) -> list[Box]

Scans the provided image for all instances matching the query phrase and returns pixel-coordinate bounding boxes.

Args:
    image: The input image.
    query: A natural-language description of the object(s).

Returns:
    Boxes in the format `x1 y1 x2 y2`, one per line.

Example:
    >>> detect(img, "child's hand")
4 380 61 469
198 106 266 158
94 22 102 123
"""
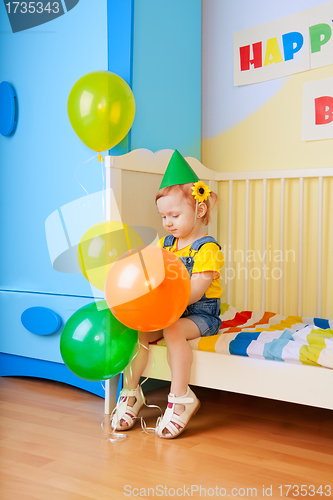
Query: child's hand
188 272 216 305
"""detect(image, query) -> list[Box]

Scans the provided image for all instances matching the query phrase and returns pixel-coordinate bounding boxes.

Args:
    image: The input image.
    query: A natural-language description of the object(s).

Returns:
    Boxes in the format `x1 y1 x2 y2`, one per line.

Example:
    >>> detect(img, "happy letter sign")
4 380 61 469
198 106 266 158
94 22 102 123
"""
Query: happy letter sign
234 1 333 86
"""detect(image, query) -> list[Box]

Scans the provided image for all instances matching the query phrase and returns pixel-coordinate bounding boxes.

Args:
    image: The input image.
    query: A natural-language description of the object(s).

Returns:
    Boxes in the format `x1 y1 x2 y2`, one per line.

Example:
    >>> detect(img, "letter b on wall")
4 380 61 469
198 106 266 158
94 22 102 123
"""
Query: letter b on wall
302 77 333 141
315 96 333 125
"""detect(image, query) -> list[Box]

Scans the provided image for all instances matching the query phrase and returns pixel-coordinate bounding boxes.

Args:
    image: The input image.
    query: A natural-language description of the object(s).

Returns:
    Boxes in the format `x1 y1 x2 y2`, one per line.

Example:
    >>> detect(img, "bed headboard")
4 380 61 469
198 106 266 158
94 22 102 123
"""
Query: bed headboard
105 149 333 319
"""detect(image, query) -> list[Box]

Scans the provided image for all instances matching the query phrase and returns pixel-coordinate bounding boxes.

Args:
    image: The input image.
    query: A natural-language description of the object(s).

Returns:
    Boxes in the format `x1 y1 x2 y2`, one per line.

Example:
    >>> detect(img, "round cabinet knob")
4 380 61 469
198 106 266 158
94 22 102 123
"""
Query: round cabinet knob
0 81 17 137
21 307 62 336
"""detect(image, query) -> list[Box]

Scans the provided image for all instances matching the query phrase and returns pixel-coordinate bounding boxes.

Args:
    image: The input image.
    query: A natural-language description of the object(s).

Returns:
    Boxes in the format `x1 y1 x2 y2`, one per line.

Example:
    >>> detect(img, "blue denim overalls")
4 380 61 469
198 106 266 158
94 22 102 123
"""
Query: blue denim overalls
163 235 222 336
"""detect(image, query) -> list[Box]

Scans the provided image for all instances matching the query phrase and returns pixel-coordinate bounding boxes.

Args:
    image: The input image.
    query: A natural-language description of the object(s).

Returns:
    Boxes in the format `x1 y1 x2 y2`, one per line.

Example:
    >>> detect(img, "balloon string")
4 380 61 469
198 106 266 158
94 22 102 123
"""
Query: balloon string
104 339 162 441
74 153 105 207
74 153 98 206
122 339 139 388
102 339 142 442
137 343 163 435
126 341 162 435
98 153 105 218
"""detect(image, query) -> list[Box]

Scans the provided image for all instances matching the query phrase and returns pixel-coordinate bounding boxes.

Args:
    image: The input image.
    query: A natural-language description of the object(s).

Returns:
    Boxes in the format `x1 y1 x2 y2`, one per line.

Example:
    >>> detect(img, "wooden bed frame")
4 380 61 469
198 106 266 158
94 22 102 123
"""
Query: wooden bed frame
103 149 333 413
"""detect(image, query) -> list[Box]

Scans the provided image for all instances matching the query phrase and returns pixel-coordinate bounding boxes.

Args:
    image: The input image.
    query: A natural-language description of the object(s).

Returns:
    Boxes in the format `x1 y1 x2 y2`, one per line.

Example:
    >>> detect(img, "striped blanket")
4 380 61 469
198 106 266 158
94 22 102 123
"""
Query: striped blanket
156 304 333 369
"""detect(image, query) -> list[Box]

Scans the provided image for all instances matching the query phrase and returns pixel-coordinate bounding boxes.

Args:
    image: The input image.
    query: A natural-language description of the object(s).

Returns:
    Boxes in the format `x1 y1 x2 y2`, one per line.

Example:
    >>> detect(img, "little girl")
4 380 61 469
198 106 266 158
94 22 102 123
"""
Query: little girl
111 150 224 439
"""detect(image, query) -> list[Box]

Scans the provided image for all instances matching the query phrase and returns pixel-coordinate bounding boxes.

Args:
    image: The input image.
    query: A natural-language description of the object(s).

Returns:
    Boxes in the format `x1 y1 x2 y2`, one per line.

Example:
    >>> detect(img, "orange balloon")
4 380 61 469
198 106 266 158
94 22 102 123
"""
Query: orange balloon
105 246 191 332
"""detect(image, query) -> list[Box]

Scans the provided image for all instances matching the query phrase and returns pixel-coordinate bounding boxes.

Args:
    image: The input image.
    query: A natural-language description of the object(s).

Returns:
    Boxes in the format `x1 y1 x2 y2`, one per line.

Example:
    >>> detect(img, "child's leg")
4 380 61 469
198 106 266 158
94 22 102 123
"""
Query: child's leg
162 318 200 436
117 330 162 429
164 317 200 395
123 330 162 389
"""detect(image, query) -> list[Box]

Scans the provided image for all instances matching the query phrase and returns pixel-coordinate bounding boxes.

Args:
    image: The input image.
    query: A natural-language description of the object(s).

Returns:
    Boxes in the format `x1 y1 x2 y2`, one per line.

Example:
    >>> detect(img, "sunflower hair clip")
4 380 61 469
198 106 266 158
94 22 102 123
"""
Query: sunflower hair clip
191 181 211 203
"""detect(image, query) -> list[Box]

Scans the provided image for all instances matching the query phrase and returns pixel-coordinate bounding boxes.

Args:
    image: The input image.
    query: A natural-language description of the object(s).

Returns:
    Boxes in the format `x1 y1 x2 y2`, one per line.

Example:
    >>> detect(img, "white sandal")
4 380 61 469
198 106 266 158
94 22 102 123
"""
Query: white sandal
111 385 145 431
156 387 201 439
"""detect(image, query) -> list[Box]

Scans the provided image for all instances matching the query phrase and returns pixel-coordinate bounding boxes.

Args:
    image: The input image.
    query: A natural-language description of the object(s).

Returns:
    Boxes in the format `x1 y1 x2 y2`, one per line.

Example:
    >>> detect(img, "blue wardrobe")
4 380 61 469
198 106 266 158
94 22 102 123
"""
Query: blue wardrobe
0 0 201 396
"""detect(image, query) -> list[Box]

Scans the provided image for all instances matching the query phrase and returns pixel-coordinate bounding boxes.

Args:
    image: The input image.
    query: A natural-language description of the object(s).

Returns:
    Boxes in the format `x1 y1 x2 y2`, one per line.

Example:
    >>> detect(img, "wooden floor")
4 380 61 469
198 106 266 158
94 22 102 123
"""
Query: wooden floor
0 377 332 500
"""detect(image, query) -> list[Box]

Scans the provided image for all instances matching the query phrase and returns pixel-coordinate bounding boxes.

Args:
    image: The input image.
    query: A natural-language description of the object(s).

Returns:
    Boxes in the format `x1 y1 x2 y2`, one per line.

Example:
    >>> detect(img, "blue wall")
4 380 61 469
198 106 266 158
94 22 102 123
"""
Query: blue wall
130 0 201 159
108 0 202 159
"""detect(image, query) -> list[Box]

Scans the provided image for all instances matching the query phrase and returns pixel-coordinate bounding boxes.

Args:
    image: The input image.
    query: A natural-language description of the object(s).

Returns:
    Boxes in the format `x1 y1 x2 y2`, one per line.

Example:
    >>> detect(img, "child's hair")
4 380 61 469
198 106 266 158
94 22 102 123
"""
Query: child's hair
155 183 218 226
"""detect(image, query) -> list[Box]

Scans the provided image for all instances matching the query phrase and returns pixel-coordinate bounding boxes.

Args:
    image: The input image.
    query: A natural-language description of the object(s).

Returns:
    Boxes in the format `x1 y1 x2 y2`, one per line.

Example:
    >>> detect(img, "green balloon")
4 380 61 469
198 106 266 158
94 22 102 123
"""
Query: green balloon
67 71 136 152
60 300 138 381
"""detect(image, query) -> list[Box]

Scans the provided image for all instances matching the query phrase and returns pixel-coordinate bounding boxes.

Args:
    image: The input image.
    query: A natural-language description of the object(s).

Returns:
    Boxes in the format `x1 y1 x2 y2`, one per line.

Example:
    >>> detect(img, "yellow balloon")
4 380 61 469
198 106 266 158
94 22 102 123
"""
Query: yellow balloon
77 222 143 291
67 71 135 152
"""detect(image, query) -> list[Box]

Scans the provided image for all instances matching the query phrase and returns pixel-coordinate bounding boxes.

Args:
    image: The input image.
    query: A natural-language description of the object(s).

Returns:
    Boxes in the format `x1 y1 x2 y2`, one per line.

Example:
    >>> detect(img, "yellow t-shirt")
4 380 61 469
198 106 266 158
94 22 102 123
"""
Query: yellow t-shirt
157 235 224 299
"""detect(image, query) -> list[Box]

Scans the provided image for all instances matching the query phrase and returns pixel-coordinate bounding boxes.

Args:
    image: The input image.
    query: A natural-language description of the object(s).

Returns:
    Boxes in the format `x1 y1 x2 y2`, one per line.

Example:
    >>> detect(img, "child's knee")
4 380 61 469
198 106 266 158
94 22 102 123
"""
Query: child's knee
138 331 150 346
139 330 162 346
163 321 182 340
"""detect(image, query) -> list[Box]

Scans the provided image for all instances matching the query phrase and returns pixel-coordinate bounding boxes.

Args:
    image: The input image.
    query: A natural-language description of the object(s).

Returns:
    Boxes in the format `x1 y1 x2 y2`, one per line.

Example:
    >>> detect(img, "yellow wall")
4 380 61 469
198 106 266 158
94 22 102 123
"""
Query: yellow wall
202 65 333 173
203 65 333 318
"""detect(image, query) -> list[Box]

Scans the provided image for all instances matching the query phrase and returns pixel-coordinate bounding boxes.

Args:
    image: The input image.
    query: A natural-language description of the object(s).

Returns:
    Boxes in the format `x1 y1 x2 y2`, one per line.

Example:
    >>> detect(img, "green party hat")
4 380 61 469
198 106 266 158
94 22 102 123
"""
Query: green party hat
159 150 199 190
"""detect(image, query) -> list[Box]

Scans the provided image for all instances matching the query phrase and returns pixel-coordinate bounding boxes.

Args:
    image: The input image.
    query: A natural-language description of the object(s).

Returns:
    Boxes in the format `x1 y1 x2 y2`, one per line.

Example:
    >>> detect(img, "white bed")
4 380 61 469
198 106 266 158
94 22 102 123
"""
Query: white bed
103 149 333 413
